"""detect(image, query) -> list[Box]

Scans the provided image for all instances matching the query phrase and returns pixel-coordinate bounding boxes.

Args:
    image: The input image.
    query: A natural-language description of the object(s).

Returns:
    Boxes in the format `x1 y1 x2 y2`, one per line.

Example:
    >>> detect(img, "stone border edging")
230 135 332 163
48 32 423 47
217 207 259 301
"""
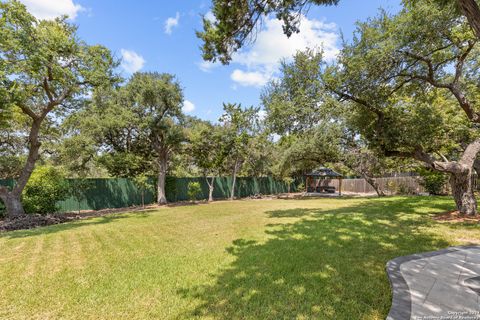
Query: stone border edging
385 245 480 320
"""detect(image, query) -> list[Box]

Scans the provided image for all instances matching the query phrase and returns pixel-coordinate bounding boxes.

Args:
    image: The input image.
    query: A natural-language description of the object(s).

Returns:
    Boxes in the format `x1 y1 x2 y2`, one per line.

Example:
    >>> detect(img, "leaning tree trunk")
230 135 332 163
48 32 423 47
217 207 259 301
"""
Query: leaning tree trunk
361 174 385 197
458 0 480 39
157 152 168 205
407 140 480 216
450 169 477 215
0 117 43 218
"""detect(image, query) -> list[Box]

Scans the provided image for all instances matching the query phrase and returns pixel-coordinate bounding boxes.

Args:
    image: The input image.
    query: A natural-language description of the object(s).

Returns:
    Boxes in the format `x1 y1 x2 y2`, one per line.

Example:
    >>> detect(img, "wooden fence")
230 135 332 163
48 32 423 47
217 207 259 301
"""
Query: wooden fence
328 176 426 194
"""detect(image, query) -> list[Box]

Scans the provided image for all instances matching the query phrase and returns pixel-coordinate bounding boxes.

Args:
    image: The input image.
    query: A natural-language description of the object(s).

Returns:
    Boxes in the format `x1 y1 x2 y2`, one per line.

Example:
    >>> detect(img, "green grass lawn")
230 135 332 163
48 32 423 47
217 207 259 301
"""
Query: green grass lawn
0 196 479 320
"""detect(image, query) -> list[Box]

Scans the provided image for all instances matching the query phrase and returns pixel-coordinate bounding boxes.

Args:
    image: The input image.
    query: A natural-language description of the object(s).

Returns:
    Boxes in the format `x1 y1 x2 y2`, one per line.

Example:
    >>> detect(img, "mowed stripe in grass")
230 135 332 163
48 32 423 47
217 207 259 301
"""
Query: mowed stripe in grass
0 196 478 319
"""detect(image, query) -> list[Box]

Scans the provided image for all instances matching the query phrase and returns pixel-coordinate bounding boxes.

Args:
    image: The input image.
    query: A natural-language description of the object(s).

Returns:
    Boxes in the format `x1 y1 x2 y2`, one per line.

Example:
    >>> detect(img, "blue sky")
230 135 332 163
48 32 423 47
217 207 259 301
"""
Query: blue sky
21 0 401 121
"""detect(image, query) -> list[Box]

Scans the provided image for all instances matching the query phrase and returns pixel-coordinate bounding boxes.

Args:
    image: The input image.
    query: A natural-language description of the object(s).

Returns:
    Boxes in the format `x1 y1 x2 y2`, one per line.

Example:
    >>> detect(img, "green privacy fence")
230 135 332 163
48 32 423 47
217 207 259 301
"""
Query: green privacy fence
165 176 291 202
0 176 292 213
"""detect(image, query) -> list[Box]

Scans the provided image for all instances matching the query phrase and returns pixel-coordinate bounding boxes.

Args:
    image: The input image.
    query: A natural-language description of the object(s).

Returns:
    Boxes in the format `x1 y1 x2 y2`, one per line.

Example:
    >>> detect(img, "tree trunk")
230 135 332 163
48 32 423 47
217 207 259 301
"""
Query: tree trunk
230 159 239 200
157 152 168 205
1 117 42 218
458 0 480 39
208 185 214 202
362 174 385 197
206 177 215 202
450 170 477 216
1 193 25 218
383 140 480 215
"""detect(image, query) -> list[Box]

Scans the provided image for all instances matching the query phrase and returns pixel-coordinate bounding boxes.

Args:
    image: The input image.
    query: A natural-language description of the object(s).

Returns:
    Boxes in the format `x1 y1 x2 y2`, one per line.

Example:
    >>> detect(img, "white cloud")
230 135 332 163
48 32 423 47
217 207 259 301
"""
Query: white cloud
20 0 84 20
120 49 145 74
230 69 270 87
183 100 195 113
230 15 339 87
165 12 180 35
204 11 216 23
198 60 219 73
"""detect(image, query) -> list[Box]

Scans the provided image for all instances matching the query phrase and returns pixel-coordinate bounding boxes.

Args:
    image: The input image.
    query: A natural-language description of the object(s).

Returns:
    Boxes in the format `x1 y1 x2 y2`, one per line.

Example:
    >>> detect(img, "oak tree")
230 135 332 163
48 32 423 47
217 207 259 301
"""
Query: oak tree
0 0 116 217
325 2 480 214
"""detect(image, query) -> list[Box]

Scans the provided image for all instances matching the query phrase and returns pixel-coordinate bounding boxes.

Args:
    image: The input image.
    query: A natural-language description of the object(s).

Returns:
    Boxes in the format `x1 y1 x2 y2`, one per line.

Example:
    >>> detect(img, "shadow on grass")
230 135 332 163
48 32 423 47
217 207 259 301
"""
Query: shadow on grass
178 197 454 320
0 210 154 239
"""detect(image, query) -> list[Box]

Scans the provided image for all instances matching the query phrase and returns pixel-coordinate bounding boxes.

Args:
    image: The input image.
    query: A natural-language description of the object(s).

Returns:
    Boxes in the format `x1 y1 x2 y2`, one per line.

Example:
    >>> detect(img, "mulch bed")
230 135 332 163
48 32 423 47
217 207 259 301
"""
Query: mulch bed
0 205 158 232
0 214 75 232
2 196 303 232
433 210 480 223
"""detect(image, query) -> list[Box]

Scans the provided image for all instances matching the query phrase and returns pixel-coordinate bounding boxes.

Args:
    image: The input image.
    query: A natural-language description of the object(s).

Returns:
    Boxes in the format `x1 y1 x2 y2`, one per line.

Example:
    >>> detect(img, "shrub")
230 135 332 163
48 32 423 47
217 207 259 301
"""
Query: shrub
418 169 448 195
386 180 397 194
187 181 203 201
397 183 416 195
23 166 70 214
297 182 305 193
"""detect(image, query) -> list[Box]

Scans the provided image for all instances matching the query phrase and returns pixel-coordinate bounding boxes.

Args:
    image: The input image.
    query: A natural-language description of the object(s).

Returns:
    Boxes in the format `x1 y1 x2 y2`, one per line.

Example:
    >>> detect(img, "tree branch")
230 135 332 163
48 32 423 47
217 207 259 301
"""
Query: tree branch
42 77 55 104
460 138 480 167
398 46 479 122
384 147 465 174
454 40 475 83
18 103 38 120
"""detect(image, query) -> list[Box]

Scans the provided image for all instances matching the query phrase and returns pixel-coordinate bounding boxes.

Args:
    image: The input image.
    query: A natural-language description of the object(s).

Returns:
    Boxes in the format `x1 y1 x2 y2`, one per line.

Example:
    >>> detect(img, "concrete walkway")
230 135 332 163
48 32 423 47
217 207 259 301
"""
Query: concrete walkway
386 246 480 320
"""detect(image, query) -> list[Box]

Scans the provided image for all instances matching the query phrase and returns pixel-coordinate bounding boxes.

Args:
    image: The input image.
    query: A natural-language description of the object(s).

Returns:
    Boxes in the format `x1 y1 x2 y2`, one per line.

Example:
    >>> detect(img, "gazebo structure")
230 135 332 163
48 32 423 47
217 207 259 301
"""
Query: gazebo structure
305 167 343 196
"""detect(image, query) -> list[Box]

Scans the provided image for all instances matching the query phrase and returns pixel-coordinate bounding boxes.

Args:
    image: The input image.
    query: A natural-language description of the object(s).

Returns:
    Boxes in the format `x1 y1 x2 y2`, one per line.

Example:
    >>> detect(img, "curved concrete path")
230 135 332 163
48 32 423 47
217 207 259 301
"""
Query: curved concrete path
386 246 480 320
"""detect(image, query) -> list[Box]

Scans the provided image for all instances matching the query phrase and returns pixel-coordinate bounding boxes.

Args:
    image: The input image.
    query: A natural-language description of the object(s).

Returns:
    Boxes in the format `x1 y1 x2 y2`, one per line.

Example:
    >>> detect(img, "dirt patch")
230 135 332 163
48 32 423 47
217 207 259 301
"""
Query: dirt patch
433 210 480 224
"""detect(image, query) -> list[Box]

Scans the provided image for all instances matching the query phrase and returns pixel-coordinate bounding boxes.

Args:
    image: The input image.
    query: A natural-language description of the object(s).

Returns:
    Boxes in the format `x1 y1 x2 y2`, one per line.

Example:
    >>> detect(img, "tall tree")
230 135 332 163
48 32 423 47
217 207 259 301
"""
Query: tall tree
0 0 116 217
261 49 326 135
220 103 259 200
70 72 185 205
324 2 480 215
189 121 232 202
126 73 185 205
241 133 275 177
151 118 185 204
263 45 454 198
